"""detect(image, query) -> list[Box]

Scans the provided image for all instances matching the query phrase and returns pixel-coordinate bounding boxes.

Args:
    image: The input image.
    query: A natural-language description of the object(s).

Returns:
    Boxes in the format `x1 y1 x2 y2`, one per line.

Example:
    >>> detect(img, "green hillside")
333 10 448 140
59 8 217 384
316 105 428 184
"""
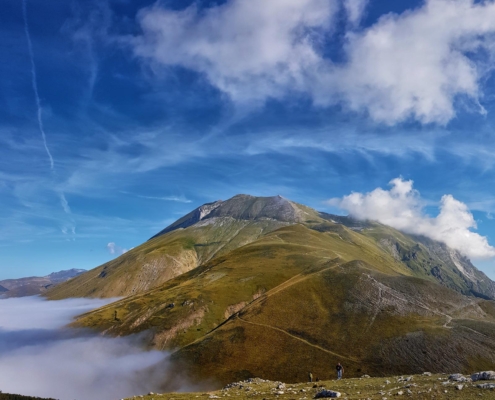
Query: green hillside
46 194 495 386
47 195 317 299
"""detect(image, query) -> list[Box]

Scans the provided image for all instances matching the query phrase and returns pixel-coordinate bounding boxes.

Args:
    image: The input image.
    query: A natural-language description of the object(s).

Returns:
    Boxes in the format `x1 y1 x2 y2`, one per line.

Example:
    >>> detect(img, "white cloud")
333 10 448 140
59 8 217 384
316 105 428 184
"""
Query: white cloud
0 297 187 400
329 177 495 259
132 0 337 106
107 242 127 255
343 0 369 26
132 0 495 124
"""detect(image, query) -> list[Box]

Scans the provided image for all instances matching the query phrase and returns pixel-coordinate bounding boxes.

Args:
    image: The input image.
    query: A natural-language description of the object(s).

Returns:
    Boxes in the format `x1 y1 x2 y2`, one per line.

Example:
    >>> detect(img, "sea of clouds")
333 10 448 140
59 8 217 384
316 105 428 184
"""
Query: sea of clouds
0 296 176 400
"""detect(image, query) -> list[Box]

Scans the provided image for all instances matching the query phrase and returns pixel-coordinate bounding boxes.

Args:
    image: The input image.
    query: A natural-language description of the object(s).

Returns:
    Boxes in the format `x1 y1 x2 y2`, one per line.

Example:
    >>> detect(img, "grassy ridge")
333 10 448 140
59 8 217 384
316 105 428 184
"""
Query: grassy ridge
47 218 292 299
71 225 495 385
169 262 495 385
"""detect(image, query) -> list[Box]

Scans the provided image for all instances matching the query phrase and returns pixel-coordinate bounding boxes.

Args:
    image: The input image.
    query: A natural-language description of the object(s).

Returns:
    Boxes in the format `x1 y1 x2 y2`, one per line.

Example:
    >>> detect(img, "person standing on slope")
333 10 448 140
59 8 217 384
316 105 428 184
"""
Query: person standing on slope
336 362 344 380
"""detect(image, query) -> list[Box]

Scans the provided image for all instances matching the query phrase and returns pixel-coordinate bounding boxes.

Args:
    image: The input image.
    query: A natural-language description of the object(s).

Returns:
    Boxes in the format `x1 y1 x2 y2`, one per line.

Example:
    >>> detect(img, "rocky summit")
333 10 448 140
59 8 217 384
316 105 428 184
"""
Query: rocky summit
45 195 495 389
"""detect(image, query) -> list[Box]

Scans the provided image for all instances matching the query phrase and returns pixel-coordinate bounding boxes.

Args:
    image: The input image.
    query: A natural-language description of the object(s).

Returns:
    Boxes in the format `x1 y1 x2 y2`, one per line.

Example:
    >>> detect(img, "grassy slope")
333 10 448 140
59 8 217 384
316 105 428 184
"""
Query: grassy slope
45 199 495 387
72 224 408 344
46 218 291 299
69 225 495 385
169 261 495 386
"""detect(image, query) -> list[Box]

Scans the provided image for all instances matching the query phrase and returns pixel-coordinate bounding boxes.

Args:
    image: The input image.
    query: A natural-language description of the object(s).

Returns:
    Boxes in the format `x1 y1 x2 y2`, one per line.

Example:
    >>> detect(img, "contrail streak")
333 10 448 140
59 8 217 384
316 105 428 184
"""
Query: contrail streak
22 0 76 239
22 0 54 170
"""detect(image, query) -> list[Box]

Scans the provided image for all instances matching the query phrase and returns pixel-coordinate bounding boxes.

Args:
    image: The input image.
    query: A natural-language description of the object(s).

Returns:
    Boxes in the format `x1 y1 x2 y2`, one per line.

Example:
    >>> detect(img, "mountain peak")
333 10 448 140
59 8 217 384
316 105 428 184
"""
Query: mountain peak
150 194 305 239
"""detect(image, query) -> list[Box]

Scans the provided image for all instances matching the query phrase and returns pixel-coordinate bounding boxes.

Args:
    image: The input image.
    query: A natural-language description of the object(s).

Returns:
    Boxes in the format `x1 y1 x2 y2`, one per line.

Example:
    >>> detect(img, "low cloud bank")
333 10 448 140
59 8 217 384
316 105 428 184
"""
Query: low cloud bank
329 177 495 259
0 296 181 400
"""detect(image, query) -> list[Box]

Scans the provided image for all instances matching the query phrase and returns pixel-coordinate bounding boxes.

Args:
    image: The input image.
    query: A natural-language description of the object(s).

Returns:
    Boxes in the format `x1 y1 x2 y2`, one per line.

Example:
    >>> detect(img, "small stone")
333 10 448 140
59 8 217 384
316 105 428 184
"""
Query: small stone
361 375 371 378
423 372 432 376
456 385 464 390
397 390 403 395
385 380 391 385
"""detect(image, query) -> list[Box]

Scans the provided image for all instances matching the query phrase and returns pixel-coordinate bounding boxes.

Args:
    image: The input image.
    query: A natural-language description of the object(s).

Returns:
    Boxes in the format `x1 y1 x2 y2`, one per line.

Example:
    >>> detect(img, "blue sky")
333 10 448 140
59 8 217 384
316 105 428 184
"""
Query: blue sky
3 0 495 280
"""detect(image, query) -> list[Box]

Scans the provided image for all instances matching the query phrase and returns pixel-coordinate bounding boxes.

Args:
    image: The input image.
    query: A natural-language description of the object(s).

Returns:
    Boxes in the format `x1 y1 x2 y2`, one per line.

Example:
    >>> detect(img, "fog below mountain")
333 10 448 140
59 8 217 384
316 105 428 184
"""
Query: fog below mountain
0 296 172 400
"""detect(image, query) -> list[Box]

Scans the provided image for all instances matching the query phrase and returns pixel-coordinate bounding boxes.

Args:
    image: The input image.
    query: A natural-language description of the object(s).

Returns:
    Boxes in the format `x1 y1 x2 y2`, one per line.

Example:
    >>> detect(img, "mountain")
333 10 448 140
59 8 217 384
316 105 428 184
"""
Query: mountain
45 195 495 386
0 268 86 298
47 195 318 299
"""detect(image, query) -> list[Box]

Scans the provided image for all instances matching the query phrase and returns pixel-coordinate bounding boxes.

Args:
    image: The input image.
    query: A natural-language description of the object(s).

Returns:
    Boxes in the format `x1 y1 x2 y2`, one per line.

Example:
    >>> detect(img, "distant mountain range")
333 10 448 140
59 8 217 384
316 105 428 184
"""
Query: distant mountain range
45 194 495 387
0 269 86 298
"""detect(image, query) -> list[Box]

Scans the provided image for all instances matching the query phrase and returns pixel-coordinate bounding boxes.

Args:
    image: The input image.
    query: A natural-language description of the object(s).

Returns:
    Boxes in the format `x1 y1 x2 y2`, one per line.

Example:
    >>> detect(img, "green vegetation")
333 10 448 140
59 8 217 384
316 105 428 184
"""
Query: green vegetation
45 195 495 386
0 393 56 400
125 374 495 400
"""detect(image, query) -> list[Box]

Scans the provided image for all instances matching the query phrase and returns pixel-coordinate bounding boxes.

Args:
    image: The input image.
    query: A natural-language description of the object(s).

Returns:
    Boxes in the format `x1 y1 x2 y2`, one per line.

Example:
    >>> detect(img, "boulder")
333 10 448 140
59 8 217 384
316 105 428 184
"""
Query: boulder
314 389 342 398
471 371 495 381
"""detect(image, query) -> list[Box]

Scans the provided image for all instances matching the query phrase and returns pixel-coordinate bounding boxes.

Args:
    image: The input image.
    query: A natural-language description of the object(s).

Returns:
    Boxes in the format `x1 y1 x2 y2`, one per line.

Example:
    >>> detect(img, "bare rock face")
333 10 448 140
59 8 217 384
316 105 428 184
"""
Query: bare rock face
150 200 223 238
151 194 306 239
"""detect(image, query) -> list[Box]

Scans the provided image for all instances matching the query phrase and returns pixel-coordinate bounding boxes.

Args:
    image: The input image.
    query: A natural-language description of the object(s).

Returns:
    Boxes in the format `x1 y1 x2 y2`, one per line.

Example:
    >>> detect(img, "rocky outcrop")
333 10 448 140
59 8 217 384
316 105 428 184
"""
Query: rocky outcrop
471 371 495 381
151 194 309 239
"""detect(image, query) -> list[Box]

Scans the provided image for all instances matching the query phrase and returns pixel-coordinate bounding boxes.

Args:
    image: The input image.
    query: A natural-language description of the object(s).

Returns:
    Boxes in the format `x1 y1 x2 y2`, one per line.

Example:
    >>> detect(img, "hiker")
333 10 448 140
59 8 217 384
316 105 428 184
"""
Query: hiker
308 372 313 382
336 362 344 380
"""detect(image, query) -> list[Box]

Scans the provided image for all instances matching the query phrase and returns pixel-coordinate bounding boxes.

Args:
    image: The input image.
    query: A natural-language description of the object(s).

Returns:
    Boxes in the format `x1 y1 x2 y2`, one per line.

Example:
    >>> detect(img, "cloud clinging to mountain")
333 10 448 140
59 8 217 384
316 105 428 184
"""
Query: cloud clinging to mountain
329 177 495 259
107 242 127 255
132 0 495 124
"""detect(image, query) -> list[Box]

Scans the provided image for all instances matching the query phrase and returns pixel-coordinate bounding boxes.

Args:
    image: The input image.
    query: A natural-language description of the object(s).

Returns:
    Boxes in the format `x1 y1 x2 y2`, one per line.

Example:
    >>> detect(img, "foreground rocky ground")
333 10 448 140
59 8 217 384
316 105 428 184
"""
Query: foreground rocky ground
125 372 495 400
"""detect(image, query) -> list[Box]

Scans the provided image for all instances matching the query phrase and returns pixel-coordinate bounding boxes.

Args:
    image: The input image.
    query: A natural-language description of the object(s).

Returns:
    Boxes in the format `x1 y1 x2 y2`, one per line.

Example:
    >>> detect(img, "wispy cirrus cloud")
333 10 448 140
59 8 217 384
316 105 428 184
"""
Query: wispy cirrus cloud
120 191 191 203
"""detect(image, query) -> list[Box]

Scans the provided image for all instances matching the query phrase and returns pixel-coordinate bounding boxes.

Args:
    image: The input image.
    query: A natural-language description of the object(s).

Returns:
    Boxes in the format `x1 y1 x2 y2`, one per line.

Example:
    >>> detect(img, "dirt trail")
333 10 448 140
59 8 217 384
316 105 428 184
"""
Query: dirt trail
252 259 341 303
237 316 360 363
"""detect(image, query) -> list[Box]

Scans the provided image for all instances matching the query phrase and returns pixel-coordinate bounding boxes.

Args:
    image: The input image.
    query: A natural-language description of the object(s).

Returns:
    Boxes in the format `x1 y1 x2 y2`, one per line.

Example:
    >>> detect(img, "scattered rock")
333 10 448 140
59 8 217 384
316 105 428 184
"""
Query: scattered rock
477 383 495 389
423 372 432 376
361 375 371 378
449 373 470 382
396 390 403 395
471 371 495 381
456 385 464 390
314 389 341 398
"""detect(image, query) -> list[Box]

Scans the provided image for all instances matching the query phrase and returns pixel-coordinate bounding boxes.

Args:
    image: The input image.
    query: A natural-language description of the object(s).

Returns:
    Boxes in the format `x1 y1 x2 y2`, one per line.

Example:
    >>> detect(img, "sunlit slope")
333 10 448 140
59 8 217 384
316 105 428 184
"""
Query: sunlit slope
72 224 410 346
47 194 495 300
170 262 495 385
47 195 321 300
46 218 293 299
357 222 495 298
